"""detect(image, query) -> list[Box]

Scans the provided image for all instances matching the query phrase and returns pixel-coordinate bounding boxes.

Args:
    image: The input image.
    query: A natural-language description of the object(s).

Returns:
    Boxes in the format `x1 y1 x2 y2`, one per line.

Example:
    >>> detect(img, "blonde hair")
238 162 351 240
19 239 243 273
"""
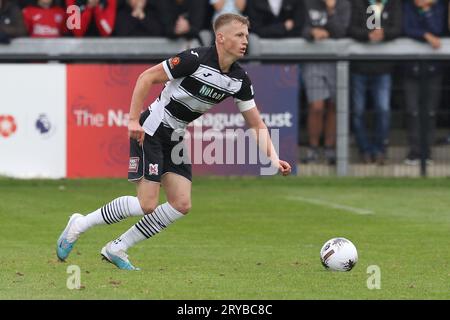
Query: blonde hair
213 13 250 33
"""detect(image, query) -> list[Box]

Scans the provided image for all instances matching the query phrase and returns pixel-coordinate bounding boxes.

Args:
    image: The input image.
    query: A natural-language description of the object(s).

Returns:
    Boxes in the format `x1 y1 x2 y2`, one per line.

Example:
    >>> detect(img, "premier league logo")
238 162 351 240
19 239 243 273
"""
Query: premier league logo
35 114 54 138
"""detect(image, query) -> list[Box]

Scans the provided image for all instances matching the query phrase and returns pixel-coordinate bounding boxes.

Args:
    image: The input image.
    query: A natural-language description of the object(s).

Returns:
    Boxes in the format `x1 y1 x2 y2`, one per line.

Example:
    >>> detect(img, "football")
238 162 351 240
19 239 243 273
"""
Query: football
320 238 358 271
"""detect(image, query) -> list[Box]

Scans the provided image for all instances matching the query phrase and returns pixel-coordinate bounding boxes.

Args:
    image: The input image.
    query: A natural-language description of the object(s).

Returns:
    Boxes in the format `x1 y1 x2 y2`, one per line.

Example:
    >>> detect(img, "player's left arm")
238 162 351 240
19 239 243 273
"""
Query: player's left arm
234 72 291 176
241 107 292 176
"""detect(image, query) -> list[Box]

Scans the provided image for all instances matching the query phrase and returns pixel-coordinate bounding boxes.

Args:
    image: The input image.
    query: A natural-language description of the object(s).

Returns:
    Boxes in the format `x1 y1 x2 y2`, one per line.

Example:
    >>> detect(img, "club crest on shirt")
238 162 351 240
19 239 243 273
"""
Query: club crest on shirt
55 14 63 24
149 164 159 175
128 157 139 173
169 57 181 69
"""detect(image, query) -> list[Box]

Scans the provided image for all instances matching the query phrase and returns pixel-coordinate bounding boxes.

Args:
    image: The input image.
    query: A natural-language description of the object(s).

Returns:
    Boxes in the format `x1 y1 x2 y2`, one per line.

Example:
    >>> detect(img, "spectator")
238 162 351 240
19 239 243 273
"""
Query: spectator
402 0 446 165
65 0 116 37
301 0 351 165
210 0 246 23
246 0 303 38
199 0 246 45
23 0 67 37
0 0 27 43
18 0 35 8
437 134 450 144
115 0 164 37
349 0 402 165
160 0 207 42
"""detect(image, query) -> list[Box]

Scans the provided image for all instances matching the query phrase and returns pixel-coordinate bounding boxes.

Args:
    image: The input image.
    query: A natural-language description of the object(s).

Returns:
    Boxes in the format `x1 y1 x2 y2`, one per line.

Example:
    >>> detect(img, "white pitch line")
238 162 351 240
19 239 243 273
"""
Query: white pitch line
286 196 374 215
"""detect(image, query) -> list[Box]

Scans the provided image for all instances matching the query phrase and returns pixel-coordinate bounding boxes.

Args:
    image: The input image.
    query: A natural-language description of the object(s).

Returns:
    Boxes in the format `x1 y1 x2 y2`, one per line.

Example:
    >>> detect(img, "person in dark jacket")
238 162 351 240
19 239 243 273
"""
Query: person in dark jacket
159 0 207 42
402 0 446 164
349 0 402 164
115 0 164 37
0 0 27 43
301 0 351 165
246 0 303 38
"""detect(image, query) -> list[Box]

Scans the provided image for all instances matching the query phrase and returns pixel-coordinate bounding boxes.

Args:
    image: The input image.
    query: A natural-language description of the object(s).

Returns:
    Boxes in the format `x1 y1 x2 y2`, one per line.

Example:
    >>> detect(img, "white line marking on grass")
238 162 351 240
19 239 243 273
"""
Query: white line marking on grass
286 196 374 215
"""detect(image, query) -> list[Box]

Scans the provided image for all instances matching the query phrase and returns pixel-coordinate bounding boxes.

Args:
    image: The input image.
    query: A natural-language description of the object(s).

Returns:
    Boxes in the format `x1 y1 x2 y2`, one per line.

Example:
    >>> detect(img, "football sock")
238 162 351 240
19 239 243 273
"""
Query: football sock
110 202 184 252
74 196 144 234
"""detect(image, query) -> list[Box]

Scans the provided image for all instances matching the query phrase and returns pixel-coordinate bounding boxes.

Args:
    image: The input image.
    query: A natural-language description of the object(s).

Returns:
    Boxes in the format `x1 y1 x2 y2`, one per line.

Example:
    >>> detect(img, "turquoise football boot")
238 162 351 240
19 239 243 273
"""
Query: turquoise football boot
100 242 140 271
56 213 83 261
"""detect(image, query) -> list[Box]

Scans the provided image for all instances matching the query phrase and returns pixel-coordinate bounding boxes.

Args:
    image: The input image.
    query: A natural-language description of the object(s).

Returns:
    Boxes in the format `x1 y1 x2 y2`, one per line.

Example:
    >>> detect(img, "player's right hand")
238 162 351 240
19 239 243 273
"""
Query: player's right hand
128 119 145 146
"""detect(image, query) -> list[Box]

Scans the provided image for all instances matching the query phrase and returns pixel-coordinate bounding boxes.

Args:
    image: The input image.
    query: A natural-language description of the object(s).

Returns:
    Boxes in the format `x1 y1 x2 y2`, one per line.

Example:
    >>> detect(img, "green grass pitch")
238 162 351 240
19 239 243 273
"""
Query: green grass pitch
0 177 449 299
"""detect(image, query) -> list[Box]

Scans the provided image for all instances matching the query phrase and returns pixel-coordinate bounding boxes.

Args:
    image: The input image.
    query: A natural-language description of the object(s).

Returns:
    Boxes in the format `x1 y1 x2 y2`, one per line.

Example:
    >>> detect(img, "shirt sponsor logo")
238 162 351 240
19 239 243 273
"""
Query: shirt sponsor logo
199 85 226 101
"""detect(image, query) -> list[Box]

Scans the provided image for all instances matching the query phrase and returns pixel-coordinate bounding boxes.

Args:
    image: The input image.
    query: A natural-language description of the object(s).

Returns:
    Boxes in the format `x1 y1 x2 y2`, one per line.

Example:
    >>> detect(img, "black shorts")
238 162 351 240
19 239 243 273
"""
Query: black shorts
128 109 192 183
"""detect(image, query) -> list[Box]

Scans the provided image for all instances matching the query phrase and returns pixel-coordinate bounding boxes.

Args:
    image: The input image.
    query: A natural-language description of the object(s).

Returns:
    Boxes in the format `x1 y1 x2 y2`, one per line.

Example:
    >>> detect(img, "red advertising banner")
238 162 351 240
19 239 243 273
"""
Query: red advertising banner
67 64 298 178
67 64 162 178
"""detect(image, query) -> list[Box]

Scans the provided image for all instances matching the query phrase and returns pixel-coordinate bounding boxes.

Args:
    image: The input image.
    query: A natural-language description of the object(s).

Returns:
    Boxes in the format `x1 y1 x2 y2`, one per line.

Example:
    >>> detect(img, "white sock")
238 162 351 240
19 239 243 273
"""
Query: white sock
74 196 144 234
111 227 145 253
110 202 184 252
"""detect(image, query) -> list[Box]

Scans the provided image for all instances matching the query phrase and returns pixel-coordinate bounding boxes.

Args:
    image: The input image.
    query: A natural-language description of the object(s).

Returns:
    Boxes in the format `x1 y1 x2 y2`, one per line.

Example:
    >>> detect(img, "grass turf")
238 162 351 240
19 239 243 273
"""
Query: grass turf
0 177 449 299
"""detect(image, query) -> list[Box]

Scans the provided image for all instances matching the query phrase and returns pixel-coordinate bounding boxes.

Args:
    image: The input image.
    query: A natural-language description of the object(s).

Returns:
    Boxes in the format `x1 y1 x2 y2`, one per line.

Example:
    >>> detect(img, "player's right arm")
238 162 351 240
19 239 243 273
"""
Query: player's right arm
128 63 169 145
129 50 200 145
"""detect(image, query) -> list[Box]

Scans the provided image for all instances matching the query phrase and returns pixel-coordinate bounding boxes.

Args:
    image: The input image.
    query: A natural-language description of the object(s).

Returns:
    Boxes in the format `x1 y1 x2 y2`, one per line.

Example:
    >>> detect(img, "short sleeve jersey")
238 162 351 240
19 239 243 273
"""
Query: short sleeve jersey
143 45 256 134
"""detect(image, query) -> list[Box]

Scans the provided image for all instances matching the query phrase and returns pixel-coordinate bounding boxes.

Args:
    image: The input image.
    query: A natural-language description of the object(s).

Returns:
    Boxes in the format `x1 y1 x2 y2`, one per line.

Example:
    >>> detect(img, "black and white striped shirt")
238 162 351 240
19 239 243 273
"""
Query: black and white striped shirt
142 45 256 135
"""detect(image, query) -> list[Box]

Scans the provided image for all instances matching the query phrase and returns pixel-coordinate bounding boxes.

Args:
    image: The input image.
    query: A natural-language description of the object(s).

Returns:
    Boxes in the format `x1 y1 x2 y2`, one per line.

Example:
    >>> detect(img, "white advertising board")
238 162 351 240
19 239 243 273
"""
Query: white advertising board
0 64 66 178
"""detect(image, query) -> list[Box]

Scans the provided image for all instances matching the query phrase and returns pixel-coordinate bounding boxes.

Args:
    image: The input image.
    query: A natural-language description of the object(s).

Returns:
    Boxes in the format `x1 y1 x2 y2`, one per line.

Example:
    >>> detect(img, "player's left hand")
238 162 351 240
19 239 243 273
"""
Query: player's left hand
278 160 292 176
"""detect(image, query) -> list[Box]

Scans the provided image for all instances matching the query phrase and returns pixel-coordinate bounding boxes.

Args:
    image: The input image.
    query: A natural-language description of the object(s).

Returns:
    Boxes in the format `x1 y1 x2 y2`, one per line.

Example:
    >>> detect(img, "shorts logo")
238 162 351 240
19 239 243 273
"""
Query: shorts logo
169 57 180 69
128 157 139 173
149 164 159 175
